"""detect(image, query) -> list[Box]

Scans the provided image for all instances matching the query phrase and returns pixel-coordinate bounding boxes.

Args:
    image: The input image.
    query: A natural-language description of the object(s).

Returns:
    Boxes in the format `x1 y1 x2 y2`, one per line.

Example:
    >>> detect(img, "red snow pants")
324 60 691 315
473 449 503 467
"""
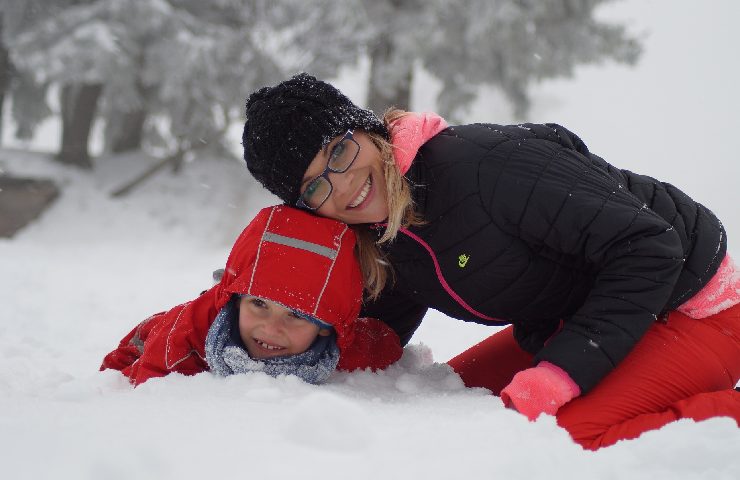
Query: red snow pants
447 303 740 450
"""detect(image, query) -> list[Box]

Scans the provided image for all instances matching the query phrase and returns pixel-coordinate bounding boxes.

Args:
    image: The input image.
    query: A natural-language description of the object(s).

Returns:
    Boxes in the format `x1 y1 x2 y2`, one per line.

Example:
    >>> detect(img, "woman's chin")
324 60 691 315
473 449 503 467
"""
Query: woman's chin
346 195 388 224
345 207 387 225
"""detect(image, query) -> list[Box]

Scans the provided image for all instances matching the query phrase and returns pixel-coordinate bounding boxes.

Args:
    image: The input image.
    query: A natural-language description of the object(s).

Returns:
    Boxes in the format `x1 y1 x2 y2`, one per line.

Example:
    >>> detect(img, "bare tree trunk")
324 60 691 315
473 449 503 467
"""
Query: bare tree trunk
109 108 146 153
58 83 102 169
0 20 10 145
0 86 6 146
367 35 413 115
105 78 153 153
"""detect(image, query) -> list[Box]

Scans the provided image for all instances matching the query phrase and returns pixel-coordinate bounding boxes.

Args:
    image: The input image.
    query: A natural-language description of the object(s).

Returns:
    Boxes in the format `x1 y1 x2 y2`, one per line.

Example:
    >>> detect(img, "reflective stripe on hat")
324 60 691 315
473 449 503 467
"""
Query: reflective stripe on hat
261 232 337 259
246 206 351 320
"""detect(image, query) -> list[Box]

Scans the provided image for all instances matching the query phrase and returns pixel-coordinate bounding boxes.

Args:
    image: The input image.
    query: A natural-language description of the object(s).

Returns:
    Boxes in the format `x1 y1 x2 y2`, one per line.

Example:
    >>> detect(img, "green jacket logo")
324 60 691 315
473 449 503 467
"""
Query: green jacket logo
458 253 470 268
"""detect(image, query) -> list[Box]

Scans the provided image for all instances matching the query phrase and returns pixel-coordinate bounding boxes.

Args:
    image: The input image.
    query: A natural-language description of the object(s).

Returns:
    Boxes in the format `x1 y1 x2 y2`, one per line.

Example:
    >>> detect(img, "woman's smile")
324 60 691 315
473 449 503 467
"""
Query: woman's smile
347 175 373 209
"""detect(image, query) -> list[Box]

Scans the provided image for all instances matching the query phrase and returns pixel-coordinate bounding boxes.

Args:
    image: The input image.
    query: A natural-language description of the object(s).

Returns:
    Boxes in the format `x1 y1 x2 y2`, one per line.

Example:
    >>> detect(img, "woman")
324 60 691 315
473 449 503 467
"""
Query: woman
241 73 740 449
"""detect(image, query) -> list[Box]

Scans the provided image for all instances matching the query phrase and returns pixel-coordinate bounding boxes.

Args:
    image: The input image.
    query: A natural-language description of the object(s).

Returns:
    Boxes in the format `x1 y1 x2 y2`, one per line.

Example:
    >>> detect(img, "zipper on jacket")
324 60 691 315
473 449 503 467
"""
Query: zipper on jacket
375 223 508 325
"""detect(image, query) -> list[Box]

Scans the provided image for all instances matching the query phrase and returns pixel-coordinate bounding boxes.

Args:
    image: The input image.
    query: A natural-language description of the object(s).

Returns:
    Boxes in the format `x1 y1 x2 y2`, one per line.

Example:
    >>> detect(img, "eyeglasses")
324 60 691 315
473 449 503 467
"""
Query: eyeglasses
296 130 360 211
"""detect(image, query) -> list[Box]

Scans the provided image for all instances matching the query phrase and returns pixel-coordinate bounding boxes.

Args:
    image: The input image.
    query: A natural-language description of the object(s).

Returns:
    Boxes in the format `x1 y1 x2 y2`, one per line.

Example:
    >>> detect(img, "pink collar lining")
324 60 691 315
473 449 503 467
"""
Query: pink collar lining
389 112 448 174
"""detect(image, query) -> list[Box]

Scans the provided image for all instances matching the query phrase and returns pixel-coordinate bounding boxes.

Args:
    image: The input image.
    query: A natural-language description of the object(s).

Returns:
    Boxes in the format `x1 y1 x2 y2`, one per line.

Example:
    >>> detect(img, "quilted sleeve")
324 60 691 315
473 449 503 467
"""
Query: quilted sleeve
481 133 684 393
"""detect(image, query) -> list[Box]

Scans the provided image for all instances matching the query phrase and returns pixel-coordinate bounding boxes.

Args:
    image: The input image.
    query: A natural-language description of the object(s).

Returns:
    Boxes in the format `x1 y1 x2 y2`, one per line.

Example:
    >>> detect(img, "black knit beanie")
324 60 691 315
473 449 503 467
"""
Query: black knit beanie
242 73 389 205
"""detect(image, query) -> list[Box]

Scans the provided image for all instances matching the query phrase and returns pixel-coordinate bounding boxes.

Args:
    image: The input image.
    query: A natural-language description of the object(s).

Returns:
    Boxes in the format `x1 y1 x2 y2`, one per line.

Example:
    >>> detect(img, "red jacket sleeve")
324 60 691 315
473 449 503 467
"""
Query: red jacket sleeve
336 317 403 372
100 312 164 373
100 288 220 386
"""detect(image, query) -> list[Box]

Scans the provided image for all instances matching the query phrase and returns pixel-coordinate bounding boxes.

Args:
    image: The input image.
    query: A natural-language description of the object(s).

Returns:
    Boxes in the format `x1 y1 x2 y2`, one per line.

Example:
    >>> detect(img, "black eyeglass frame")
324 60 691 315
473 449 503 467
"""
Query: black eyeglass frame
295 129 360 211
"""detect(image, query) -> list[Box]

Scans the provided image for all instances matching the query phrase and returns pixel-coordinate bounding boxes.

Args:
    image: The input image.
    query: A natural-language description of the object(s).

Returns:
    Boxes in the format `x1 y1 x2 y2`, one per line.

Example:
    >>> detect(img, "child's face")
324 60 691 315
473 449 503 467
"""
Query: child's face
238 296 331 359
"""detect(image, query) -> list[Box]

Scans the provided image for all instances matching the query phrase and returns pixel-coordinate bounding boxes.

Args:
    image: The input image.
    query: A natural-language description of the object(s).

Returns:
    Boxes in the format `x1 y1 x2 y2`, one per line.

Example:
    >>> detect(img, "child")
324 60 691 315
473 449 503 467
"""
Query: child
101 205 402 386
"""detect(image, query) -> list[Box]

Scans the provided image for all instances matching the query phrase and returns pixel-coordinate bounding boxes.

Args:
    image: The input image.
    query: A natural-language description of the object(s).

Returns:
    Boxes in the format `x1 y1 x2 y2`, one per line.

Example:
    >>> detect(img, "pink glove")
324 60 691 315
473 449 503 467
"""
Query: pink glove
500 361 581 420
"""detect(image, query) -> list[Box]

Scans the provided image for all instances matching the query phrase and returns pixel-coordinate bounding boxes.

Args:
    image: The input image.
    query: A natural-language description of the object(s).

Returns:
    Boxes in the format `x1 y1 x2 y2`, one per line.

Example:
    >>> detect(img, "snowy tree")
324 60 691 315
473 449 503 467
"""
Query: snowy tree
357 0 641 119
8 0 118 167
0 0 63 144
135 0 367 164
6 0 640 172
8 0 368 171
10 0 231 167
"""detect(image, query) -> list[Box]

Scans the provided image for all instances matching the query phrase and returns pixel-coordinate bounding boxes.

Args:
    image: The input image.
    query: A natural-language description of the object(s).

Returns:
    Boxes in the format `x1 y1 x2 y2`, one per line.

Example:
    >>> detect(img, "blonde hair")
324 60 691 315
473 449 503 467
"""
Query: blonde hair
355 108 424 300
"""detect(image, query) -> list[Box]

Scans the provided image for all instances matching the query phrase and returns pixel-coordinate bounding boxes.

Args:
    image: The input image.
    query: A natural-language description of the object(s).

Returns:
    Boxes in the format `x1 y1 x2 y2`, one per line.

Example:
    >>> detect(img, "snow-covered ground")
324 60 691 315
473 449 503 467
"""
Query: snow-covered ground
1 1 739 478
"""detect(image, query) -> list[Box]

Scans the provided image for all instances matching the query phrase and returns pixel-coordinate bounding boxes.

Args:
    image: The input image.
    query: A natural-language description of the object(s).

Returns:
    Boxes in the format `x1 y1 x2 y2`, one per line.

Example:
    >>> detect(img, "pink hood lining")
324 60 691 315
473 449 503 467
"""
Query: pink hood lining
677 254 740 318
389 112 448 174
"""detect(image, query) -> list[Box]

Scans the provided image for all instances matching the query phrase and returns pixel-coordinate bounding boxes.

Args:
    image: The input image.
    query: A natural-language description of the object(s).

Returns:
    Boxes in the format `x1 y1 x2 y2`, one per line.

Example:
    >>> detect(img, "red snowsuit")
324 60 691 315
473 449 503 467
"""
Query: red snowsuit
101 205 402 385
449 302 740 449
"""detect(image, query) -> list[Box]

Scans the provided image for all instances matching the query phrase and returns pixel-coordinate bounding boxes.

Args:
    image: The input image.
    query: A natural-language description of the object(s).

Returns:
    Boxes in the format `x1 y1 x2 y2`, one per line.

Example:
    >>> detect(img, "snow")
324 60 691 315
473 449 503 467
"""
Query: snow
2 1 740 478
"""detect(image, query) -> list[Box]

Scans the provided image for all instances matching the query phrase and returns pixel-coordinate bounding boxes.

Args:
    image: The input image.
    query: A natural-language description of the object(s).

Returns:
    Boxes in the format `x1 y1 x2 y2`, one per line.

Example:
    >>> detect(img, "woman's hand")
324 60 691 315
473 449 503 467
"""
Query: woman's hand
500 361 581 420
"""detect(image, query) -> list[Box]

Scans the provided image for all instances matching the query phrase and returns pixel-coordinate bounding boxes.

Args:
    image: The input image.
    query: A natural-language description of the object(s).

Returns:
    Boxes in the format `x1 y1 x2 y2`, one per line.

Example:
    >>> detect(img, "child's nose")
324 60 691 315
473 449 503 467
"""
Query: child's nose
262 315 287 335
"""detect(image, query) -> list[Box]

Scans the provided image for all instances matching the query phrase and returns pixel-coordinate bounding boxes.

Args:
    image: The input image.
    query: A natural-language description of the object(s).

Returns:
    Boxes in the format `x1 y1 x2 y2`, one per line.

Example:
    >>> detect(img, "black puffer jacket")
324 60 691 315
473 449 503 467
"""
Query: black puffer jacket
361 123 726 393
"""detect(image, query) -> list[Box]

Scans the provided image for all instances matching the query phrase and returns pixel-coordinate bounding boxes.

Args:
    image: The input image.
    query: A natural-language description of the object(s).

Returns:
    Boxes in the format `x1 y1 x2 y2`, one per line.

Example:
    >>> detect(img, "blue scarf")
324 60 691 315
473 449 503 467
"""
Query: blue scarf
205 297 340 384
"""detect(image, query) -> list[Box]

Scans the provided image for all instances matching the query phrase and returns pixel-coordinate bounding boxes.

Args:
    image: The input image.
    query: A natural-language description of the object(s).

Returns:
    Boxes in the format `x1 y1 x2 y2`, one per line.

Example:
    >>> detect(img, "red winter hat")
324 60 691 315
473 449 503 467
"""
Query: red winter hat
216 205 364 356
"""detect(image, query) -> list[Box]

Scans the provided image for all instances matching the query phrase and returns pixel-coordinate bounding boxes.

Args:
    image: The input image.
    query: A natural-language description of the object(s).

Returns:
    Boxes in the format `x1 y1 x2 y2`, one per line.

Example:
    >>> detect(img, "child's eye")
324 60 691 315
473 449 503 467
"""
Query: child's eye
249 298 267 309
